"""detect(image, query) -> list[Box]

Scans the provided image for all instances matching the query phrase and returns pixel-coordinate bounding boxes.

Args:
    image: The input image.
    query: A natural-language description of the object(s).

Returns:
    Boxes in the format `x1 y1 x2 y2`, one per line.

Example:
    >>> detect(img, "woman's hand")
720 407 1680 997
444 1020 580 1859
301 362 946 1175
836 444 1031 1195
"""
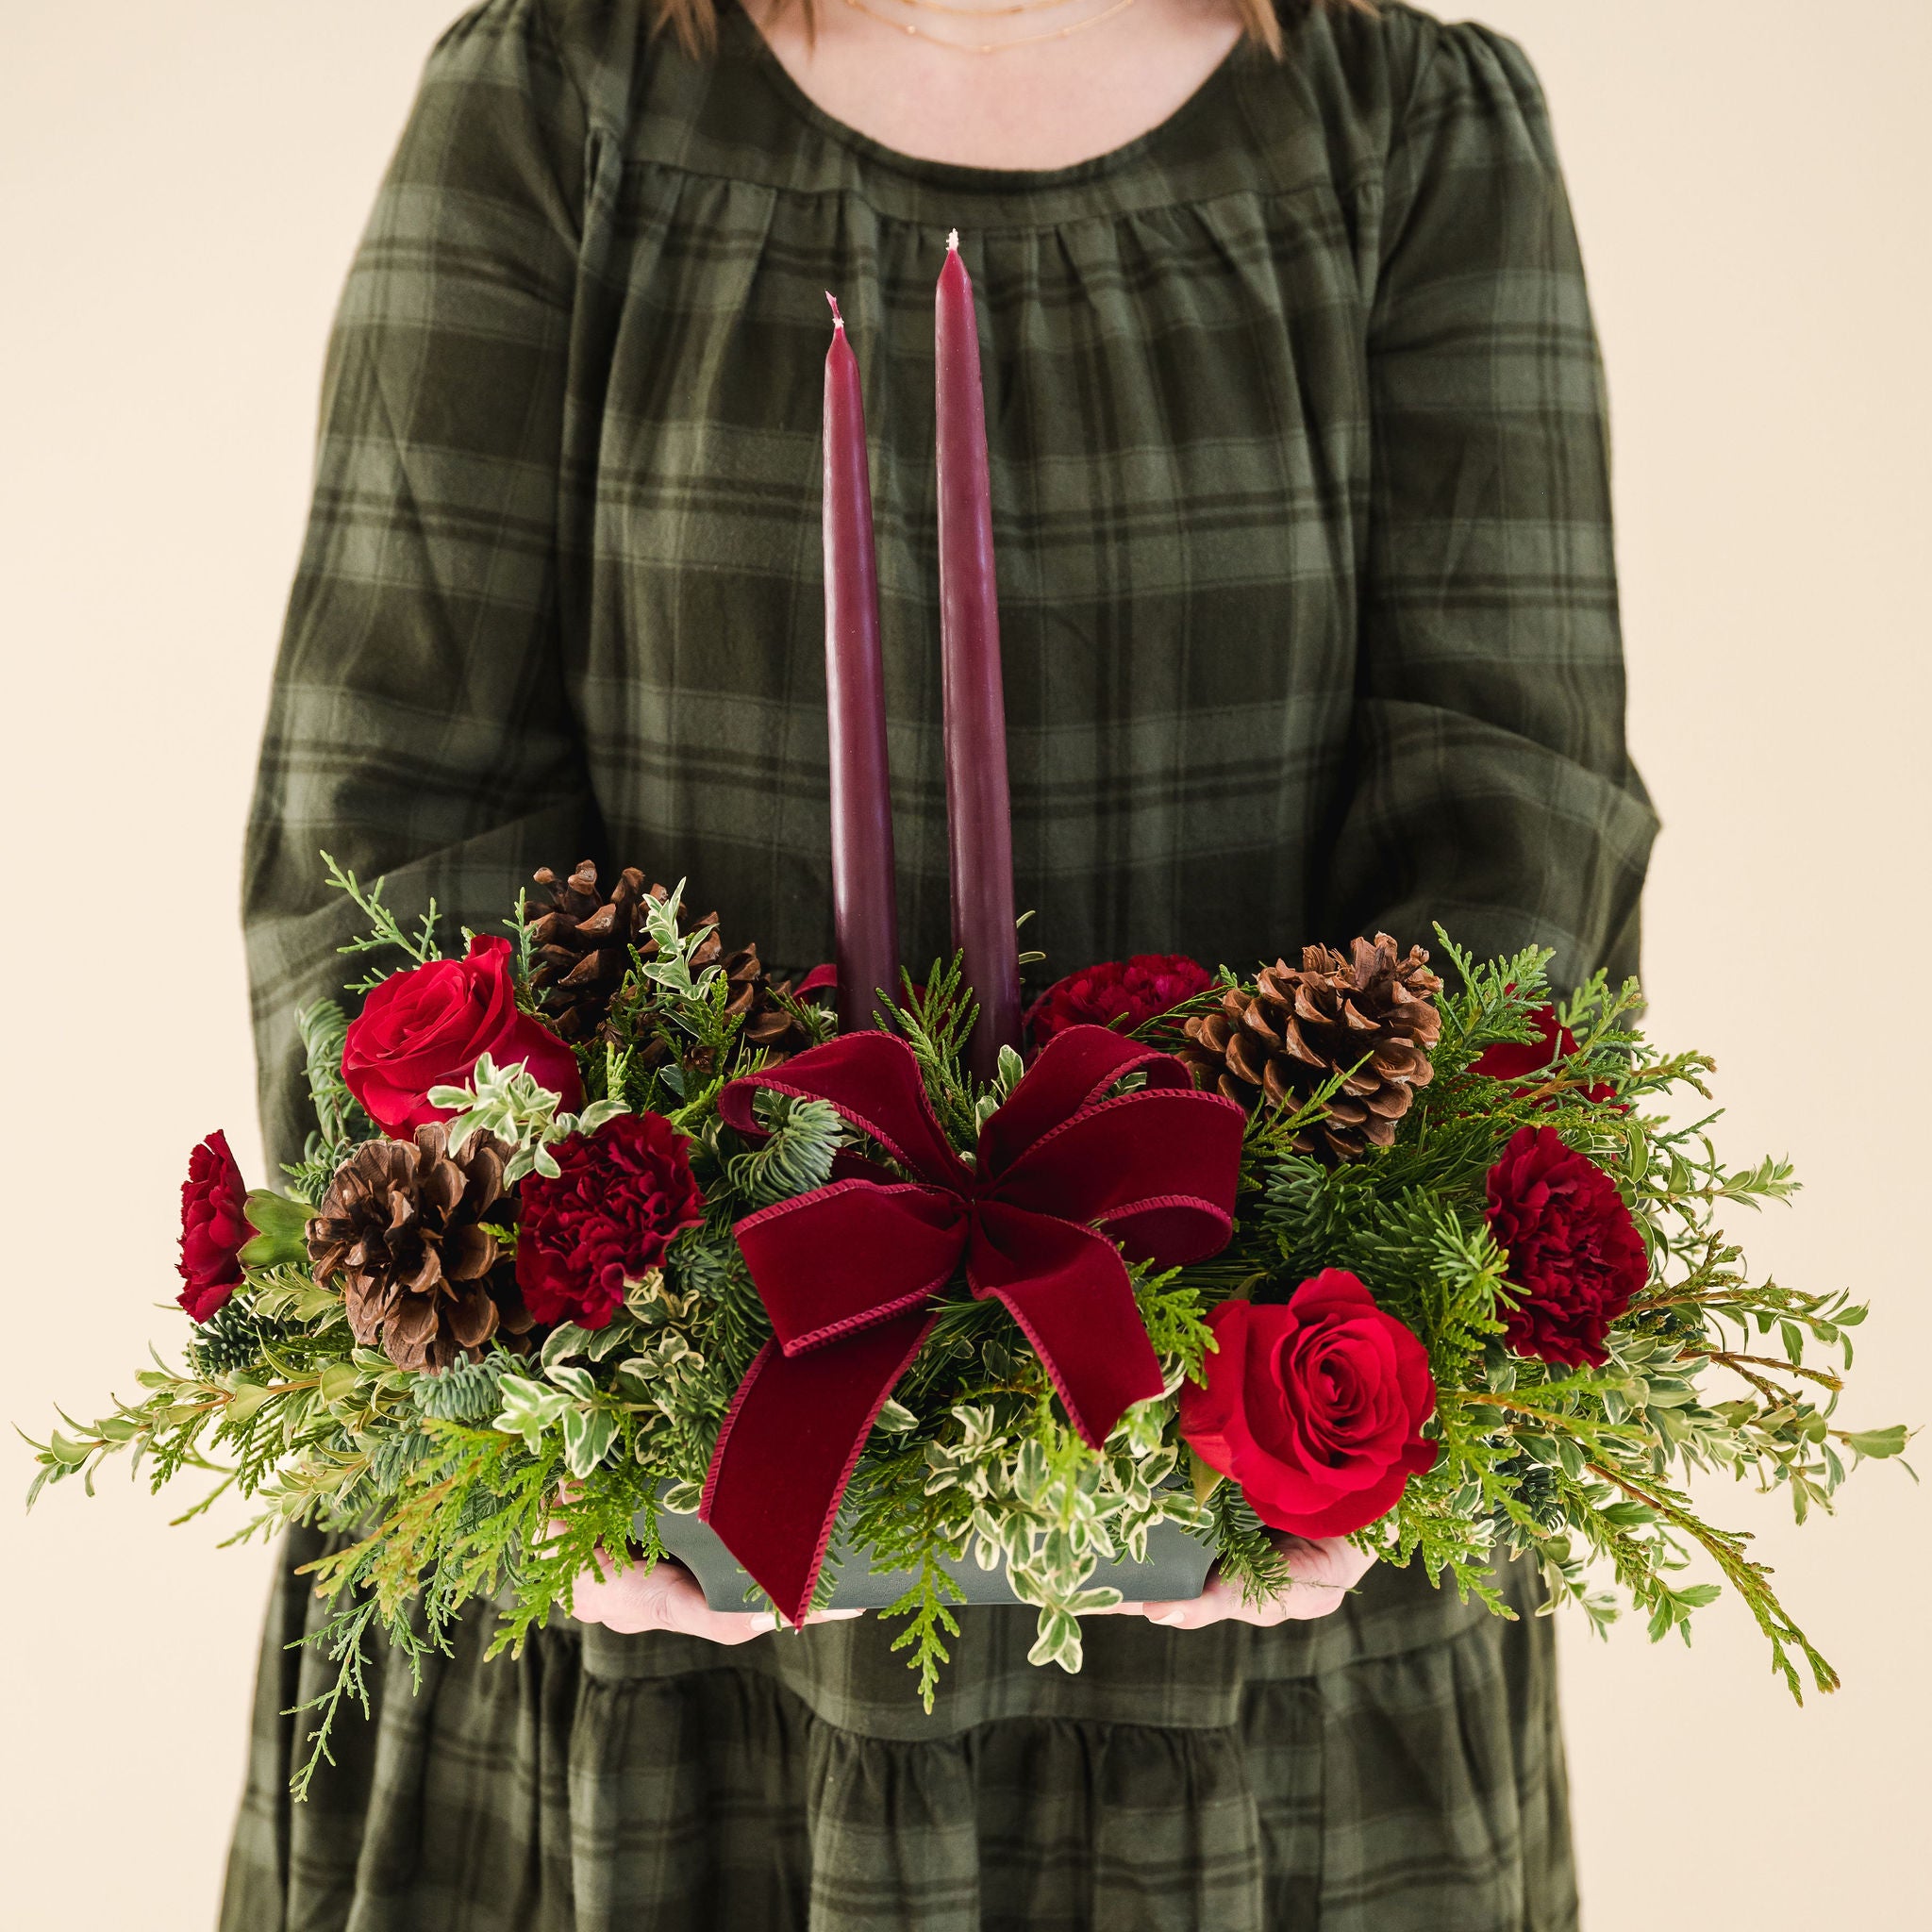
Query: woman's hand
1102 1535 1375 1630
569 1547 866 1643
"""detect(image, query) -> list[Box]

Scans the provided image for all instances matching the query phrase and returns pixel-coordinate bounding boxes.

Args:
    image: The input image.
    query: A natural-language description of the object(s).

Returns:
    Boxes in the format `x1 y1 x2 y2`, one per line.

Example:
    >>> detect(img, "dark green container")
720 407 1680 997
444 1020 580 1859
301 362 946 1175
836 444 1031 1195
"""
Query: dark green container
650 1502 1217 1612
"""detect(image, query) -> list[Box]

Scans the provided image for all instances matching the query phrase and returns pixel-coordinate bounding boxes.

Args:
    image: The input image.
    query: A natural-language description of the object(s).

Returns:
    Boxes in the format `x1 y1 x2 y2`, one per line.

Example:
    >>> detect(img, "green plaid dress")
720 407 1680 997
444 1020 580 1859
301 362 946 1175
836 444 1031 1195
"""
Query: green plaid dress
225 3 1654 1925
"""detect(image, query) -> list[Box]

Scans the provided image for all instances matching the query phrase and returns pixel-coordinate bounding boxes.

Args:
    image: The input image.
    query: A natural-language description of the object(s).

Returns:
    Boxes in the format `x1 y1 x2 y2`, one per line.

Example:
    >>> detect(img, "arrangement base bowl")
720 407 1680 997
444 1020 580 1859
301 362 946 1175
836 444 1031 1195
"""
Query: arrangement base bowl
649 1504 1217 1612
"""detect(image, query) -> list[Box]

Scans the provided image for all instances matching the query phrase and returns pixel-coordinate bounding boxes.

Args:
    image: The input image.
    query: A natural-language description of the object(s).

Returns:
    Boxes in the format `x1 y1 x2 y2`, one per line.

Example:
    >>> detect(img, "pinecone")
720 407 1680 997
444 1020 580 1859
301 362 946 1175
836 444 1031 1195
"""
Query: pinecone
308 1124 527 1373
530 861 818 1061
528 860 652 1042
719 941 819 1061
1177 934 1442 1160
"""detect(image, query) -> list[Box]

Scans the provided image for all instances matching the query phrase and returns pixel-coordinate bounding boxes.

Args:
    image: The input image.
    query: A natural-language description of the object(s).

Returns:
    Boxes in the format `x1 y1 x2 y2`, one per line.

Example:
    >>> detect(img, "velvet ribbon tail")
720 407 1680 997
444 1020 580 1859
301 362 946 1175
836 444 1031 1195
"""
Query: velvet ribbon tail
699 1308 936 1626
966 1202 1166 1448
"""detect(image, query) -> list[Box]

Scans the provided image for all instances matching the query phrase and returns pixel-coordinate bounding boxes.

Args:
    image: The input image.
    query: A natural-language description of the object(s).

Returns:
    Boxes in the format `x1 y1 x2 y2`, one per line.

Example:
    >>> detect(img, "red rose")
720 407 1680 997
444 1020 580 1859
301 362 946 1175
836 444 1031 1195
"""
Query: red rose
1484 1125 1648 1367
516 1112 707 1329
1471 1005 1616 1106
342 935 582 1139
177 1129 250 1322
1025 954 1211 1049
1180 1271 1438 1538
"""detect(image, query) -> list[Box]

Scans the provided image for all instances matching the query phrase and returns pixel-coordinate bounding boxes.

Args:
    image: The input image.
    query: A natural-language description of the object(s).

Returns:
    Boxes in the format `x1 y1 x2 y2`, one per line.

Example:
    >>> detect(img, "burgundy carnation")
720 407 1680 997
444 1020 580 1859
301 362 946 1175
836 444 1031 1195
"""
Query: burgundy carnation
342 934 582 1140
1470 1004 1617 1106
1484 1125 1648 1366
515 1112 706 1329
1179 1271 1438 1539
1025 954 1211 1050
177 1129 250 1322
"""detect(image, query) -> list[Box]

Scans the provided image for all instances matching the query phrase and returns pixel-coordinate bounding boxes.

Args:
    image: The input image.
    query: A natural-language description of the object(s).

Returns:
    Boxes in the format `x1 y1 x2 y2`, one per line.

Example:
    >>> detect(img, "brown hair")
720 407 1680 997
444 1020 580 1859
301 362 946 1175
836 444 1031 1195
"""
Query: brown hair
656 0 1376 61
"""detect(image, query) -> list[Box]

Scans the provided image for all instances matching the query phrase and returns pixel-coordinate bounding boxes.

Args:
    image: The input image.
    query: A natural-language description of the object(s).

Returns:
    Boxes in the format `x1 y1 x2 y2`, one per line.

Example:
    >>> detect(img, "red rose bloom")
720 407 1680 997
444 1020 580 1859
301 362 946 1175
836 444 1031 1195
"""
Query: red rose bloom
342 935 582 1139
1470 1005 1617 1106
1484 1125 1648 1366
1025 954 1211 1050
177 1129 250 1322
1180 1271 1438 1538
516 1112 707 1329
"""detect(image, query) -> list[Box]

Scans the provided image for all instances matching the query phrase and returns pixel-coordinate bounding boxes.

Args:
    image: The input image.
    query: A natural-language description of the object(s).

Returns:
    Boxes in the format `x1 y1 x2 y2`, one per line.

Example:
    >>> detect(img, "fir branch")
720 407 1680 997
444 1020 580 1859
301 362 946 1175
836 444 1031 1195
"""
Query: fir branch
1208 1482 1291 1606
723 1092 844 1207
295 999 364 1155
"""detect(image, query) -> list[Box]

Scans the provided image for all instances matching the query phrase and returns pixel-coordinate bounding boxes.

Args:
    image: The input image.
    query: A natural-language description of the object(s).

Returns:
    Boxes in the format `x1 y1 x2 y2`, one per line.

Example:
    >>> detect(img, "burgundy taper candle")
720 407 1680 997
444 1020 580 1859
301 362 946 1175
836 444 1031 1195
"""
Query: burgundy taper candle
822 293 900 1033
935 231 1022 1077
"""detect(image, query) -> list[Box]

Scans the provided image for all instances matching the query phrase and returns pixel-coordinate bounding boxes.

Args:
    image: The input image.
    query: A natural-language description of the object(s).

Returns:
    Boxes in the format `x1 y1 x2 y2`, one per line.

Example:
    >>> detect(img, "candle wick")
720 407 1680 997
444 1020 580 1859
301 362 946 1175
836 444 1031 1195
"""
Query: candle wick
946 227 960 253
826 291 844 329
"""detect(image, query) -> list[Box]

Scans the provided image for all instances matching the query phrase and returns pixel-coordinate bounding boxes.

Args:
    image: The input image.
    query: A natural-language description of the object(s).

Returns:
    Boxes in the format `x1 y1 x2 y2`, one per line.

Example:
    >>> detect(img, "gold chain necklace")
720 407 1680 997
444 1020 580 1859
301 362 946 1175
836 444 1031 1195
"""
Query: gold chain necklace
839 0 1140 56
887 0 1090 14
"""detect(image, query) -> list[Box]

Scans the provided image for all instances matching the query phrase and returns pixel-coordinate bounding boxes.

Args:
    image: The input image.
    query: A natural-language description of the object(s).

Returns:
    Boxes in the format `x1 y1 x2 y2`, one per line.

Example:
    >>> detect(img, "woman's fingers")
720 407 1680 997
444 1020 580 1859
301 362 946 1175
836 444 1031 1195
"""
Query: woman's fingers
1276 1535 1377 1606
569 1548 866 1643
1141 1581 1238 1629
564 1524 1371 1640
572 1555 762 1642
1136 1537 1376 1629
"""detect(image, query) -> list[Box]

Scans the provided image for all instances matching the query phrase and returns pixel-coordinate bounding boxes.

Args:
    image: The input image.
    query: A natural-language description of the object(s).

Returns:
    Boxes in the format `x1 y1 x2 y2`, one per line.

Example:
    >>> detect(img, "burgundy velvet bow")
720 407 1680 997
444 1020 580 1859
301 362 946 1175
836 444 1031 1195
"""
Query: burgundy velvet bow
698 1024 1246 1624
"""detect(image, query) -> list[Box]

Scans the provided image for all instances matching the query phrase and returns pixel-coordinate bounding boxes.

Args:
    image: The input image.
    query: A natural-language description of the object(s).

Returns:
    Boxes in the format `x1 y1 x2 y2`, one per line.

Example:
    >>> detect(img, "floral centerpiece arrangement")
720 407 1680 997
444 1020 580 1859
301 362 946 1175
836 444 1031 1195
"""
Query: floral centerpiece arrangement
25 856 1907 1792
25 251 1907 1796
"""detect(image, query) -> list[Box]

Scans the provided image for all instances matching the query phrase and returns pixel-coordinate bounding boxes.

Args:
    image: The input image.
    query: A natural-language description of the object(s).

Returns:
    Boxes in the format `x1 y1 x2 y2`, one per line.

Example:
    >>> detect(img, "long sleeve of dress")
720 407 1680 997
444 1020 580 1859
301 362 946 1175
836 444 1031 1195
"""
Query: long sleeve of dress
242 0 593 1170
1323 21 1657 991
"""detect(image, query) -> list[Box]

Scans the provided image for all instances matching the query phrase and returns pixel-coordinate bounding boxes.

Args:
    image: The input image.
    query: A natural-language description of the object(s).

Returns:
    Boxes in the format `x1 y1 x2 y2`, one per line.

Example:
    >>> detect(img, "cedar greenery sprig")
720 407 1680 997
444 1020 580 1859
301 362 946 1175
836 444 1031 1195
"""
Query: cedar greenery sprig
24 871 1913 1792
320 851 443 987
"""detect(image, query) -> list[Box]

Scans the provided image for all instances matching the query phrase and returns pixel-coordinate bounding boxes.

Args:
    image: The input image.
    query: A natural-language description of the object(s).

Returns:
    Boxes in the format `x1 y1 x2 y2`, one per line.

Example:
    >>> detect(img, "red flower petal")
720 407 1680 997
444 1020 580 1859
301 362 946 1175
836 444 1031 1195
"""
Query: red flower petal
177 1129 250 1322
1179 1270 1436 1539
343 934 583 1138
1024 954 1212 1051
1486 1125 1647 1367
516 1111 706 1330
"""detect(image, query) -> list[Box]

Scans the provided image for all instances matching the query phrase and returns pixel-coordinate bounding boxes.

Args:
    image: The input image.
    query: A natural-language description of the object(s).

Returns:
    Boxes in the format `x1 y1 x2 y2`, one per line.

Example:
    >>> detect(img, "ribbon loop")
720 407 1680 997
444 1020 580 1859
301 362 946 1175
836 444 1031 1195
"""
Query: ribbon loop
975 1024 1191 1174
720 1030 968 1187
966 1202 1166 1450
703 1024 1245 1624
991 1087 1243 1259
736 1180 968 1356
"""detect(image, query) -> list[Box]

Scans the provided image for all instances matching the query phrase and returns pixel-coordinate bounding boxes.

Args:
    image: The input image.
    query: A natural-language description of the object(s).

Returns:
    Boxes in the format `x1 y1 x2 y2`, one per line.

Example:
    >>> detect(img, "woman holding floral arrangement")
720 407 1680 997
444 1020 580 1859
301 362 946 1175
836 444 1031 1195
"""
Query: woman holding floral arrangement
217 0 1658 1925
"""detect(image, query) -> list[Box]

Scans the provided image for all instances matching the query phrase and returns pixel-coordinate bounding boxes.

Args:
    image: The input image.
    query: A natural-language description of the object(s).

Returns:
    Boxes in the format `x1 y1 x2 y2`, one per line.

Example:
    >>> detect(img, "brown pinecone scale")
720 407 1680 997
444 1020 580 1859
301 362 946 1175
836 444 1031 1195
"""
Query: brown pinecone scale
718 940 818 1060
1177 934 1443 1160
528 860 652 1042
308 1124 525 1372
530 860 818 1061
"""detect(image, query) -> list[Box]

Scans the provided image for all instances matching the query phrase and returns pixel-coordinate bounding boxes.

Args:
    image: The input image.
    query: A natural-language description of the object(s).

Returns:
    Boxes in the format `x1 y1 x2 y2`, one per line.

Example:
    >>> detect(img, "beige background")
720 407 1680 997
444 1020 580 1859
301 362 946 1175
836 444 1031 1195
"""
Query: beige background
3 2 1926 1924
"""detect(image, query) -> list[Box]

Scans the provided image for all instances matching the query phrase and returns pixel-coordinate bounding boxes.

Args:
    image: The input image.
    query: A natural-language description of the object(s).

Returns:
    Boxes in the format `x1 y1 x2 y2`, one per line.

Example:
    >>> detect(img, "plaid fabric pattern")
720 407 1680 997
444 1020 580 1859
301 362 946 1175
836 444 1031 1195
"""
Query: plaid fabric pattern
223 1529 1574 1931
228 0 1637 1922
242 0 1654 1174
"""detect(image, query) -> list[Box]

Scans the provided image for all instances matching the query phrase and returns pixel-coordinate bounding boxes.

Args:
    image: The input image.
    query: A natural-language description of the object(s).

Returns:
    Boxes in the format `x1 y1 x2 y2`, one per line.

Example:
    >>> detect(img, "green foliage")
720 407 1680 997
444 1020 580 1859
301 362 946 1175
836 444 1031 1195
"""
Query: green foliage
1264 940 1910 1701
25 889 1911 1797
1205 1482 1292 1606
636 879 721 1000
426 1054 628 1182
582 884 827 1099
724 1092 844 1206
321 851 442 990
877 957 981 1143
411 1356 512 1424
297 1000 362 1146
187 1299 282 1379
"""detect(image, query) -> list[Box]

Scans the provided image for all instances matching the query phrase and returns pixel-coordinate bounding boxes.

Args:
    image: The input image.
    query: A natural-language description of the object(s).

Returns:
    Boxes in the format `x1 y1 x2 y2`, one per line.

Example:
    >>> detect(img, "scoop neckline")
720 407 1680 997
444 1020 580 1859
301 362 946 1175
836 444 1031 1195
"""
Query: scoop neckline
727 3 1252 193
